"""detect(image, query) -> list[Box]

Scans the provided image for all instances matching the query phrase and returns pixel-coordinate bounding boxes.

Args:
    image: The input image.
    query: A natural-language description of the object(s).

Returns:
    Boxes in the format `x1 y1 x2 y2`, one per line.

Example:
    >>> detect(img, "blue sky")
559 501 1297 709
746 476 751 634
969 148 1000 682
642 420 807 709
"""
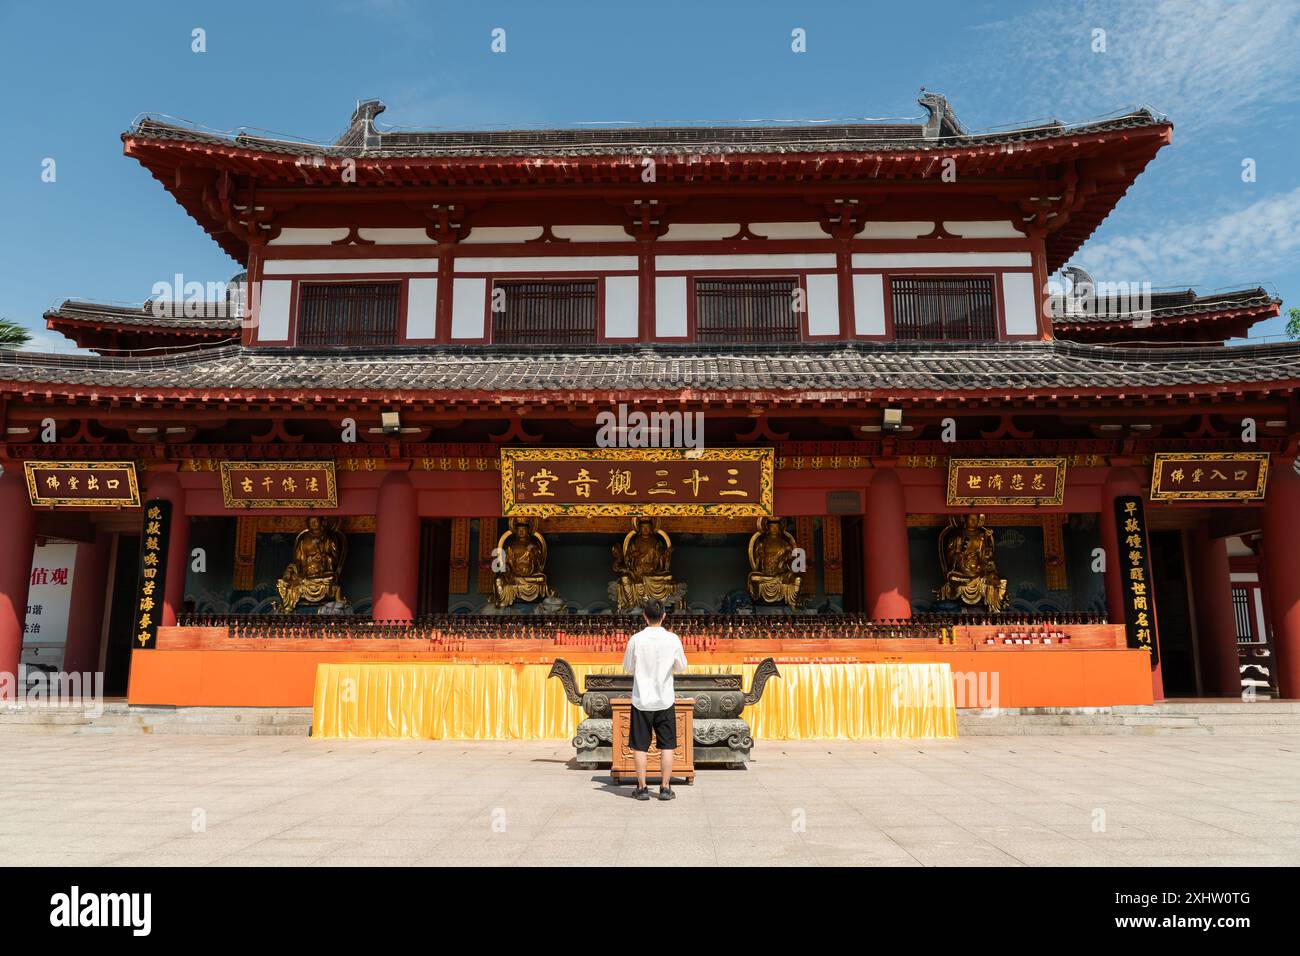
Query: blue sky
1 0 1297 350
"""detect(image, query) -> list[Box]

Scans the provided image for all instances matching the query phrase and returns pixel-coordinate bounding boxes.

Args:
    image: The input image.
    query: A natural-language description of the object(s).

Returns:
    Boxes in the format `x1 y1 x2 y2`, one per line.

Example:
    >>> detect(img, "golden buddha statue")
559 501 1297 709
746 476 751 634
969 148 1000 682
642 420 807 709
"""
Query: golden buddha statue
936 513 1008 612
276 516 346 612
748 517 802 610
492 519 553 608
611 517 682 611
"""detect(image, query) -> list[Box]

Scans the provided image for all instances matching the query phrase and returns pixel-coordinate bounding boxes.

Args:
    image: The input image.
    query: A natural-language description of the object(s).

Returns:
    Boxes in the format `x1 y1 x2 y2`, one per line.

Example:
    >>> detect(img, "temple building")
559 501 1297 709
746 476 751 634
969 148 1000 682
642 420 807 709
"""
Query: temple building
3 93 1297 710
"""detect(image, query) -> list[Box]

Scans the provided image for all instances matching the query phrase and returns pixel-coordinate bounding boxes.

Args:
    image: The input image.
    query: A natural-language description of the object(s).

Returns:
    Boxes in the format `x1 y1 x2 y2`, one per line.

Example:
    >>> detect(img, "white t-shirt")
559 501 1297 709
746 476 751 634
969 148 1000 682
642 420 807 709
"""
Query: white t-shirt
622 625 688 712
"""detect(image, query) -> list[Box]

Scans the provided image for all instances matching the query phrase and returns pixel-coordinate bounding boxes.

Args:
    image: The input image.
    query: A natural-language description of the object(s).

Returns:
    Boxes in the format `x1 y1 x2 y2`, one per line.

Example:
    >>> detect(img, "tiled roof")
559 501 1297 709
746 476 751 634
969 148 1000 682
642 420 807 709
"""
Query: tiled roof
44 300 241 332
1 340 1296 401
128 102 1165 160
1052 287 1279 328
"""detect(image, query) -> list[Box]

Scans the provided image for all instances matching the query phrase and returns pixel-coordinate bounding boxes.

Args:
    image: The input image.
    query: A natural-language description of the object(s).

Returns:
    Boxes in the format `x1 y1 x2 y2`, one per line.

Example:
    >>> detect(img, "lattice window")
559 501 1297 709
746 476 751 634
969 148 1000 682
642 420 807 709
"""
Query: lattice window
694 278 801 343
297 281 401 347
890 276 997 340
1233 587 1255 643
492 280 598 345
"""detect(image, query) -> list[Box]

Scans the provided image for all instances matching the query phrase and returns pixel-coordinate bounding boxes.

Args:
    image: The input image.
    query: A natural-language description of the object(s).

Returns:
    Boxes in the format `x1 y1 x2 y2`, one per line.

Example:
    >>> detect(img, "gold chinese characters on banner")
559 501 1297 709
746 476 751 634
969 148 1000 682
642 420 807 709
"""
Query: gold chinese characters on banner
1114 494 1159 665
134 499 172 649
501 448 774 517
24 461 140 508
1149 452 1269 502
219 461 338 509
946 458 1067 507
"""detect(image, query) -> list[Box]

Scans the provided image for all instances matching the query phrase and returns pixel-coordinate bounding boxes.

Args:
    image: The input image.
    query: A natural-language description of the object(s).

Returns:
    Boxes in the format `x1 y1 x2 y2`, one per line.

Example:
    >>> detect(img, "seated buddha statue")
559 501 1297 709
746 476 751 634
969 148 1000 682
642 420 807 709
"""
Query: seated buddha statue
611 517 681 611
492 519 553 608
748 517 802 610
936 513 1008 613
276 516 346 613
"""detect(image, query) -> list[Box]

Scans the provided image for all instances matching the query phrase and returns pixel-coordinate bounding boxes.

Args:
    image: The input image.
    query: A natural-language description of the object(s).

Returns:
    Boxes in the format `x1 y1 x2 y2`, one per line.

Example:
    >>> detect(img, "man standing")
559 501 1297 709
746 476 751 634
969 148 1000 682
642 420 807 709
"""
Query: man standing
621 599 687 801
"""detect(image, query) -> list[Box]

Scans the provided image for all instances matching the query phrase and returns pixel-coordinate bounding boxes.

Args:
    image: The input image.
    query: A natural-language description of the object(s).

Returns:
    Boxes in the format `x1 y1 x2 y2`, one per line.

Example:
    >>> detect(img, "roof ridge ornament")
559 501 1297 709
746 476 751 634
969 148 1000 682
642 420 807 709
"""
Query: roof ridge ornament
343 99 386 151
918 89 964 140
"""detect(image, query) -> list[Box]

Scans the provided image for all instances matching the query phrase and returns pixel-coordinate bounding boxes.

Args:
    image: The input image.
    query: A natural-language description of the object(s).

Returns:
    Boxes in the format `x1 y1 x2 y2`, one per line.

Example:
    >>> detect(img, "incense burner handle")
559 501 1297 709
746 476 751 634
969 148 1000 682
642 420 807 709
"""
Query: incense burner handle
547 658 583 706
743 657 781 706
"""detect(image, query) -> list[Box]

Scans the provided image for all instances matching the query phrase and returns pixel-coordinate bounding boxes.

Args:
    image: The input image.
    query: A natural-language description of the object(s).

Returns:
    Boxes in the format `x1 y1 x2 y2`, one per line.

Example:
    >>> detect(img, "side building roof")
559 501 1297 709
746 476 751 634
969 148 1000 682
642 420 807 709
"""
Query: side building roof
1052 286 1281 344
44 300 241 354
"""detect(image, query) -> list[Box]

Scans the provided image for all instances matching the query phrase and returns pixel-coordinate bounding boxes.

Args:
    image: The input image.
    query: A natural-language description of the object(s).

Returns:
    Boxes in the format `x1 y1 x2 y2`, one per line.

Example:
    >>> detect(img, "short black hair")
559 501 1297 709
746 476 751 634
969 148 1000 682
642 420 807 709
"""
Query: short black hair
640 599 666 624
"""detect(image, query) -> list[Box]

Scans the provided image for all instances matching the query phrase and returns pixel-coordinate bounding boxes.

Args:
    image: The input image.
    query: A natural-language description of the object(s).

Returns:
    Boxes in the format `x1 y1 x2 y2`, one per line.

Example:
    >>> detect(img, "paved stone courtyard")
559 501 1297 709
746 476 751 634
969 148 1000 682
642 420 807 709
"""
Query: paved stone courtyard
2 734 1298 866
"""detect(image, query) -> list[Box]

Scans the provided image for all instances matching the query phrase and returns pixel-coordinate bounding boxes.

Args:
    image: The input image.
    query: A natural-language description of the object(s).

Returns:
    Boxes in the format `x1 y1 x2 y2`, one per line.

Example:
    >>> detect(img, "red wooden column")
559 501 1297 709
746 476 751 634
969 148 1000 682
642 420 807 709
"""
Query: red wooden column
63 532 111 675
1101 465 1164 699
0 464 36 697
1190 524 1241 697
836 246 856 338
146 469 190 627
864 467 911 620
372 468 418 620
1264 458 1300 698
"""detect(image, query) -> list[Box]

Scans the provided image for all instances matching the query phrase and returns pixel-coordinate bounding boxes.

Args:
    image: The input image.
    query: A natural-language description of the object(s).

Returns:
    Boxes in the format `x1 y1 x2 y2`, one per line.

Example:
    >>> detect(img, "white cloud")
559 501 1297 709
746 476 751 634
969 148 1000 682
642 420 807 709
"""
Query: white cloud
1072 184 1300 286
972 0 1300 132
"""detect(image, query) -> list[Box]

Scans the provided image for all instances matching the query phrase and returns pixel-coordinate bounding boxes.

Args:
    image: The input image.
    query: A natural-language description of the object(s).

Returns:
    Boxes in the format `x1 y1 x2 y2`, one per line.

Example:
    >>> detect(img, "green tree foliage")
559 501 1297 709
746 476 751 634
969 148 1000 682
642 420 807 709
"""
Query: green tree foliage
0 318 32 348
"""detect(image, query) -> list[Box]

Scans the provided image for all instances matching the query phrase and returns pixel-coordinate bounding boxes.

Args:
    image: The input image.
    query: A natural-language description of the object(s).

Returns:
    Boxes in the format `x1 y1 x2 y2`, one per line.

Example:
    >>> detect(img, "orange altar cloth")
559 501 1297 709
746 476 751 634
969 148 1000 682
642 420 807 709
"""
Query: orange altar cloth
309 661 959 741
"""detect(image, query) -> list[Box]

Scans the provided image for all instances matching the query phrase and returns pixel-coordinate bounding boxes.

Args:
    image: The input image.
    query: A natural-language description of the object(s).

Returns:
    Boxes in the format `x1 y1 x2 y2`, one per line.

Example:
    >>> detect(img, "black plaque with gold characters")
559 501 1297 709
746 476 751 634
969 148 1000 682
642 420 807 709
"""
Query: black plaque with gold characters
502 448 773 517
133 499 171 649
24 460 141 508
1113 494 1159 667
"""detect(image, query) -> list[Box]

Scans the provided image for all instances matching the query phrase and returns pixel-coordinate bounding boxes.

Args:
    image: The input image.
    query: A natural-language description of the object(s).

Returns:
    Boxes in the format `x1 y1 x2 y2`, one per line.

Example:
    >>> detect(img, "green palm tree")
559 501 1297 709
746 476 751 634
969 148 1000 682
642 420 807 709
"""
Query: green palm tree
0 318 32 348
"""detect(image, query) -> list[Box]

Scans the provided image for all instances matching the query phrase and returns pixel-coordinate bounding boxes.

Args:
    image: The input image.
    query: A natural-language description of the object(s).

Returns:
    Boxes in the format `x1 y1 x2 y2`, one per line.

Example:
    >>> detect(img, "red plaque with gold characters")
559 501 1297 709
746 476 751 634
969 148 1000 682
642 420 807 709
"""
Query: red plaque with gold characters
946 458 1067 507
219 461 338 509
501 448 773 517
23 461 140 508
1149 452 1269 502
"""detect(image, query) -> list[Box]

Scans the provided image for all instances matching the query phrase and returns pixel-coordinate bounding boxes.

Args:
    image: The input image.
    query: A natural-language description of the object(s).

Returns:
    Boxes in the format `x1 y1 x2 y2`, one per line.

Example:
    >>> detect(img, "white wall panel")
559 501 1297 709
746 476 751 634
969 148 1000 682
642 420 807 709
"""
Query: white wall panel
805 274 841 336
263 258 436 275
254 280 292 342
943 220 1025 238
268 228 350 246
405 278 438 340
451 278 487 339
654 276 688 338
851 253 1033 268
462 226 544 244
852 274 886 336
604 276 639 339
656 254 835 271
455 256 637 273
1001 271 1041 336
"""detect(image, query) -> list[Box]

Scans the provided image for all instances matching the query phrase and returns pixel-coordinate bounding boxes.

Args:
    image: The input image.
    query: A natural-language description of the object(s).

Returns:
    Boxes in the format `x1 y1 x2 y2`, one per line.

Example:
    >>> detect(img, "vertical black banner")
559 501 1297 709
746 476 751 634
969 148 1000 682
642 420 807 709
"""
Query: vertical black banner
134 498 172 650
1113 494 1159 667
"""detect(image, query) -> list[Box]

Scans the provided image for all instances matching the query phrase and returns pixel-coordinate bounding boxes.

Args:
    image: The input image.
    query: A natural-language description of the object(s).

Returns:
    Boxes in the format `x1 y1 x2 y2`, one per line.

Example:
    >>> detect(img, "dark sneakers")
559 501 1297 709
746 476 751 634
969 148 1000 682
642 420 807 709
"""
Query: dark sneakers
632 786 652 801
658 787 676 801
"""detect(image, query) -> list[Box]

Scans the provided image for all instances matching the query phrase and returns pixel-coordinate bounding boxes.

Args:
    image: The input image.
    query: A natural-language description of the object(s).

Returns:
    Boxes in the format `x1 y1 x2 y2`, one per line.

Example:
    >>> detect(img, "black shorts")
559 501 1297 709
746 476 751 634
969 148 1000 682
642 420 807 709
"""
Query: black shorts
629 705 676 752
